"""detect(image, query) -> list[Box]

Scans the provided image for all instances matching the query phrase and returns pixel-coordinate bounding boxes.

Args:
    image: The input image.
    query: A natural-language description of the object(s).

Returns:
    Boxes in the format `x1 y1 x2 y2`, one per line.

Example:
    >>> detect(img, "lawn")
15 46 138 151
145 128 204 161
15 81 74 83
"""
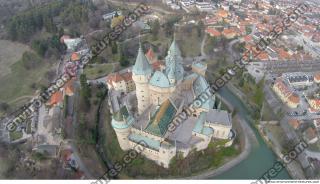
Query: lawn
84 63 114 80
0 54 52 108
177 28 202 58
144 25 202 58
0 40 30 78
9 130 23 141
261 100 278 121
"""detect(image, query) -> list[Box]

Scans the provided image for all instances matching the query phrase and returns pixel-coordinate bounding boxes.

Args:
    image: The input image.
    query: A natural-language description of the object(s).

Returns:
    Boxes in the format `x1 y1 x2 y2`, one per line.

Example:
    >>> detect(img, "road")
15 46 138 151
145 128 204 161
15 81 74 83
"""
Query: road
264 60 320 74
201 34 207 58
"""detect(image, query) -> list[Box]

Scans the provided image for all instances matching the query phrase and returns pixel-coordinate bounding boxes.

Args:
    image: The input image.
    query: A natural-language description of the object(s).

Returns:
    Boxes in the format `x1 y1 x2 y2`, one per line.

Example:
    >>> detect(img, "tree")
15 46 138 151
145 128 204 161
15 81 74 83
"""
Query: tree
21 51 41 70
255 2 259 10
31 39 48 57
197 20 204 38
111 42 118 54
151 19 160 40
43 16 57 33
58 27 64 38
0 102 10 113
245 26 252 34
118 44 129 67
119 54 129 67
80 74 91 111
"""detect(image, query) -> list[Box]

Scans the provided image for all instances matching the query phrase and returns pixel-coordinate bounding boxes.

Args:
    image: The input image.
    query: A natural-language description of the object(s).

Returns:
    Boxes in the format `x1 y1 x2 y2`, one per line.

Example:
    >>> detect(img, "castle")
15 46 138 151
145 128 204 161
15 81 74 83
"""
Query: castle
107 39 235 168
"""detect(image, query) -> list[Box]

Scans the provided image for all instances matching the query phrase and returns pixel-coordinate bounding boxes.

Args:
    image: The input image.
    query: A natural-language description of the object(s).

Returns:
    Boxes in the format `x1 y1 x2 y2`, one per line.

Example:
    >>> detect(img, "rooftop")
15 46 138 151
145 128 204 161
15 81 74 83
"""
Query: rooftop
206 109 232 127
145 99 177 137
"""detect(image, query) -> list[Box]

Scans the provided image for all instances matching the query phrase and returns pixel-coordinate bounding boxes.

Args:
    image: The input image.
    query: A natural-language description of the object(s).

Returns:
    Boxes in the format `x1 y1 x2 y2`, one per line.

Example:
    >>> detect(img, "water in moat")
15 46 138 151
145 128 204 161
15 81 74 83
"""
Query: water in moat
212 86 290 179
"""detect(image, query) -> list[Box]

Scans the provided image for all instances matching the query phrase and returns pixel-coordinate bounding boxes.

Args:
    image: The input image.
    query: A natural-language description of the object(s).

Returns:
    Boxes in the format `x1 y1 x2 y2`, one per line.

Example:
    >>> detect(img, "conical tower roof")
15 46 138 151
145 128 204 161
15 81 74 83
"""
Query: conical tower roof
168 37 181 56
133 43 152 75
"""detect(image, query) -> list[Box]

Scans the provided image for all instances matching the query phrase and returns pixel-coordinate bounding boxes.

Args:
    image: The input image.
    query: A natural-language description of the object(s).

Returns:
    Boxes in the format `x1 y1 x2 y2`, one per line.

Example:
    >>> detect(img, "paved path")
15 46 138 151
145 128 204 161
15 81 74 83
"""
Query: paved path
201 34 207 58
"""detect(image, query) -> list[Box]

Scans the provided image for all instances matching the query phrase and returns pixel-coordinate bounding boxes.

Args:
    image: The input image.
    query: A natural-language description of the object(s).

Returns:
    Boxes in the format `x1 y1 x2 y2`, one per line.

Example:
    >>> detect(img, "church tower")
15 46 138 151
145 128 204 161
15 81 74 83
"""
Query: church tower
132 43 153 114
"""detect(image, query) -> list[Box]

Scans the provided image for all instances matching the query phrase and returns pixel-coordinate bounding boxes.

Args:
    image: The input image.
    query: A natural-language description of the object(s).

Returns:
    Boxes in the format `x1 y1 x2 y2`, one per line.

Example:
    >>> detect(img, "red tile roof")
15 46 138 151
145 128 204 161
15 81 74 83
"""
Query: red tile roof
222 28 237 37
60 149 73 162
106 71 133 86
152 60 164 71
71 52 80 61
64 79 75 96
277 48 290 60
217 9 228 18
244 35 253 43
146 47 156 64
206 28 221 37
314 73 320 82
305 127 317 140
289 94 300 104
257 51 269 61
122 72 132 82
288 119 301 129
48 91 63 106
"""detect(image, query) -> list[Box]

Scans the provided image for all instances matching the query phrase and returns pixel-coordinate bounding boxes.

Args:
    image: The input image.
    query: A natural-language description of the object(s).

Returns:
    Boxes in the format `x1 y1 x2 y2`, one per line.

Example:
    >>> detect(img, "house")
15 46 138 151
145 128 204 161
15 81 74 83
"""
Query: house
307 98 320 111
222 28 237 39
257 51 269 61
133 21 151 33
61 37 83 51
288 119 301 130
205 28 221 37
195 1 214 12
272 78 300 108
276 48 290 60
216 9 229 18
106 71 135 93
304 127 319 144
71 52 80 62
204 16 220 25
63 79 75 97
286 73 314 87
47 91 64 107
102 11 122 21
313 119 320 130
314 73 320 83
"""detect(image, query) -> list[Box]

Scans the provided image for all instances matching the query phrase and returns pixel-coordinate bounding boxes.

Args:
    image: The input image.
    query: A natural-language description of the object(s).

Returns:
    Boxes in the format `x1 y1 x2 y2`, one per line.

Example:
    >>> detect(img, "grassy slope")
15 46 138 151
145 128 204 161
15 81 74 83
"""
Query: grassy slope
0 40 30 78
0 51 52 107
84 64 114 80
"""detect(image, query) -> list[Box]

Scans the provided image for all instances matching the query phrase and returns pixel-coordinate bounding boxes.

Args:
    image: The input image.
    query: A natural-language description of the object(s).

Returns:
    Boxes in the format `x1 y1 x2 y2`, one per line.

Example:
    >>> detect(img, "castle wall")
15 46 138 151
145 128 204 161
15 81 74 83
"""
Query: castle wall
149 85 176 106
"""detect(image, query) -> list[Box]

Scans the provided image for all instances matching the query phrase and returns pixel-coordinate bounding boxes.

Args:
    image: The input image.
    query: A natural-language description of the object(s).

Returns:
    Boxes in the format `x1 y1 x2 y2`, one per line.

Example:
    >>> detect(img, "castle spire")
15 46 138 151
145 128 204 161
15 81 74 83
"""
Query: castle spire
132 41 152 75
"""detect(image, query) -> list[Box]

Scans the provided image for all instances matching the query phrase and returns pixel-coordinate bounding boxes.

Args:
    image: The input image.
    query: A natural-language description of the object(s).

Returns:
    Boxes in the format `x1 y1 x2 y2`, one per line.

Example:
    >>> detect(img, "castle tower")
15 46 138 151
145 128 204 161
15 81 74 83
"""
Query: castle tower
132 43 153 114
165 37 184 85
111 106 132 151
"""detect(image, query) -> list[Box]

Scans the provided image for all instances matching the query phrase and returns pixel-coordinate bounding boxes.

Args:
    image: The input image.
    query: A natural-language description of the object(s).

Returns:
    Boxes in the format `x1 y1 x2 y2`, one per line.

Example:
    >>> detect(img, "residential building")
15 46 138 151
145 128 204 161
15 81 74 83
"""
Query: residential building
272 78 300 108
304 127 319 144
